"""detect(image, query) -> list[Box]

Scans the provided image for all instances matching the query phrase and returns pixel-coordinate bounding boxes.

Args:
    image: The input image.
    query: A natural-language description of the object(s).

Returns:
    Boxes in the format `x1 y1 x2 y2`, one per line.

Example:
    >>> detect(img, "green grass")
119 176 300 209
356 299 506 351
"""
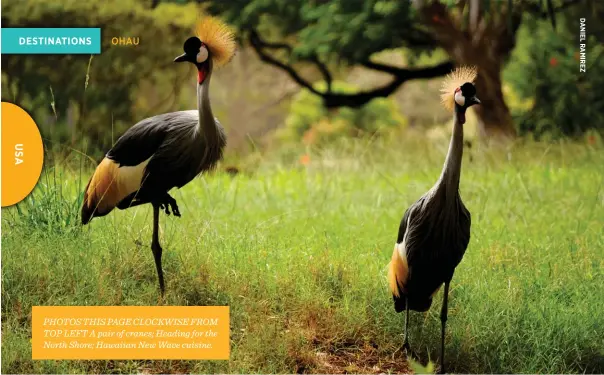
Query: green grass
2 136 603 374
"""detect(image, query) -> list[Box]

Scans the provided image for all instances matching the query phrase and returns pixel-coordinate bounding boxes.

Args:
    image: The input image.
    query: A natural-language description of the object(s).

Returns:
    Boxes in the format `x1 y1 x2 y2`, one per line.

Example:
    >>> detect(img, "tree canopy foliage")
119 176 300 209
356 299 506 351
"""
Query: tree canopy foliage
208 0 453 109
206 0 592 138
212 0 430 62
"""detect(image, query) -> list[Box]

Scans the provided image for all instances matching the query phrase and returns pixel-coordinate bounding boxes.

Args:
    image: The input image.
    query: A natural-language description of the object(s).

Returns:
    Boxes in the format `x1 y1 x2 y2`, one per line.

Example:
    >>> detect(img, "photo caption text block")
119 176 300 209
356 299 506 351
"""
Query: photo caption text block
32 306 229 360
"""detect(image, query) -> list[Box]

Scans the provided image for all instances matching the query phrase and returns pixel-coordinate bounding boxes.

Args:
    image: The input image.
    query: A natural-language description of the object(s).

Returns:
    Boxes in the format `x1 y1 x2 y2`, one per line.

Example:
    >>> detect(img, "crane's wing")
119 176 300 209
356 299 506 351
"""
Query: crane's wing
81 111 197 224
396 206 412 244
142 114 225 190
453 201 471 264
106 112 196 166
388 191 471 313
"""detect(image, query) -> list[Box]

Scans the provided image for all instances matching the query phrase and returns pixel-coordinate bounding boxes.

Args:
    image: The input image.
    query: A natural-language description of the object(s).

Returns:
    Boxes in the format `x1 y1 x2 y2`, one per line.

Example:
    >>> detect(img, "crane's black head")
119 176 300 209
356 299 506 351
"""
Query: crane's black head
174 36 211 84
454 82 481 109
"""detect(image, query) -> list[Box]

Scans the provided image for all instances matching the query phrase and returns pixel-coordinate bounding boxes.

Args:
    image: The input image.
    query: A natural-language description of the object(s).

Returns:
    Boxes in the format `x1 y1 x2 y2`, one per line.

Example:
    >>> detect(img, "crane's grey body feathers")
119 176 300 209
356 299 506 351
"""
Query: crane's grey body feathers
81 110 225 223
110 110 226 199
393 185 471 312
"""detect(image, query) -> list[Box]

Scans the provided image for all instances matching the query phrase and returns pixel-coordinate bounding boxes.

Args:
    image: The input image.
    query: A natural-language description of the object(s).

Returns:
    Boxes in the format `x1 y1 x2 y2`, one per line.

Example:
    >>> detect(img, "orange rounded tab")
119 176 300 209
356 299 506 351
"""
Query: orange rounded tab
1 102 44 207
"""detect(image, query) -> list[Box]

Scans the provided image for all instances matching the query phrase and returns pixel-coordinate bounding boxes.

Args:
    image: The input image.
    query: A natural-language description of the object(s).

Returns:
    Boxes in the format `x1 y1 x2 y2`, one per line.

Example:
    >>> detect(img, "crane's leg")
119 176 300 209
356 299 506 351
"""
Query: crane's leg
401 297 419 360
439 281 450 374
403 297 411 351
151 202 165 295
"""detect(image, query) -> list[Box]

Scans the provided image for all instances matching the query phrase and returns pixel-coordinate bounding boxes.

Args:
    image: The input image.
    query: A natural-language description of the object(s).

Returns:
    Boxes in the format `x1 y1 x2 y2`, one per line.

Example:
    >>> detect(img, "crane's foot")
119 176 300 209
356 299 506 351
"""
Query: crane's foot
160 194 181 217
159 203 170 215
401 342 418 361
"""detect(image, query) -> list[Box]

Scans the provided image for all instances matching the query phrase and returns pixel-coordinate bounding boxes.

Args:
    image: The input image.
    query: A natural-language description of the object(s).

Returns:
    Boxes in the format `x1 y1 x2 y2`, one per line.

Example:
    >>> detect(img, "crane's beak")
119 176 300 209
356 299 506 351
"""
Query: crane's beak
472 96 481 105
174 53 188 63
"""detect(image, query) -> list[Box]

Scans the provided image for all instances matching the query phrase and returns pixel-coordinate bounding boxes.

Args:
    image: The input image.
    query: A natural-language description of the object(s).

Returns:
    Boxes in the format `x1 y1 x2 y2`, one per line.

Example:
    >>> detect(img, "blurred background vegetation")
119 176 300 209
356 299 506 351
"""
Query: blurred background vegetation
1 0 603 162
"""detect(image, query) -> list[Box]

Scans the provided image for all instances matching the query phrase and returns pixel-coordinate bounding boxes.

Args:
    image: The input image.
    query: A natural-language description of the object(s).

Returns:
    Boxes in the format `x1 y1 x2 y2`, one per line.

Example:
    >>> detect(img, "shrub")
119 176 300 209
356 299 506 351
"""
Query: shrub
280 81 406 145
504 16 604 138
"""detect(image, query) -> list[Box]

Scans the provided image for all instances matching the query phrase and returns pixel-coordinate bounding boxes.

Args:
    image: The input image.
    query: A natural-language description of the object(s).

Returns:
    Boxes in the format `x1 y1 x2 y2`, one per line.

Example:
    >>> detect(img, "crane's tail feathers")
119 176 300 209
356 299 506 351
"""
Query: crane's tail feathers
81 158 123 224
388 243 434 312
388 244 408 301
393 295 406 313
81 157 151 224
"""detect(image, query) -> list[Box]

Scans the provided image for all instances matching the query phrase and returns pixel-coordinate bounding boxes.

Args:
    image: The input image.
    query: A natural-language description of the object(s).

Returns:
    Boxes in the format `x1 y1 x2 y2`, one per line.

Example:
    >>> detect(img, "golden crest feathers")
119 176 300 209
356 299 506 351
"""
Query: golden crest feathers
195 15 236 67
439 65 478 112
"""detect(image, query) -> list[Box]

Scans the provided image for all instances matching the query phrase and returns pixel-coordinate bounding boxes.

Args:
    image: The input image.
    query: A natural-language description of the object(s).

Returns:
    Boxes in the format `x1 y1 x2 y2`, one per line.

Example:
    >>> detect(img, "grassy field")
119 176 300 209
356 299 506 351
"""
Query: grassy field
2 136 603 374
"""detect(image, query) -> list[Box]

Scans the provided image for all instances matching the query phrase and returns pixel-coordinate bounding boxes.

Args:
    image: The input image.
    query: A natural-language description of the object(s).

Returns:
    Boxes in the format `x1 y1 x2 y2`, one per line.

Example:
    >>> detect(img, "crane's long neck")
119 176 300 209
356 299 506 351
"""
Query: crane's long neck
197 68 218 142
437 106 465 200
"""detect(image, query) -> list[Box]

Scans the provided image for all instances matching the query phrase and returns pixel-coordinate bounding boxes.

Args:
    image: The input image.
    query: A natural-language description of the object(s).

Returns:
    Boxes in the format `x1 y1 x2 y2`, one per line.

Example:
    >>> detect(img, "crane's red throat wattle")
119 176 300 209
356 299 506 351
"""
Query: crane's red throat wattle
197 65 208 84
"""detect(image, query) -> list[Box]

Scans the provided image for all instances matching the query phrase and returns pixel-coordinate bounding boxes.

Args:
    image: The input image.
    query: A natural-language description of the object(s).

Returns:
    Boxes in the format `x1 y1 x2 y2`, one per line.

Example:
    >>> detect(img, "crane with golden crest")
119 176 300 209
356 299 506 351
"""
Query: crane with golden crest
81 16 237 295
388 66 481 373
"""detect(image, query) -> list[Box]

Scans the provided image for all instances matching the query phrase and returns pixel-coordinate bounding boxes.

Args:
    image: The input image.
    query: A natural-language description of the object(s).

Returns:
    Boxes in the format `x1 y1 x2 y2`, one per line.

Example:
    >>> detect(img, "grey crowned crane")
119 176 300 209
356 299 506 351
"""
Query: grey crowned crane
387 66 480 373
81 17 236 295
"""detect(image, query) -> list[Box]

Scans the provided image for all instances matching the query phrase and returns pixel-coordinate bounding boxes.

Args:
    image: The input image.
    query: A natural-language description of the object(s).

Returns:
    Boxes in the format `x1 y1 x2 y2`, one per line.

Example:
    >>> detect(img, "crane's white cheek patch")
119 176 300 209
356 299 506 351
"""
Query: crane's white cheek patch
454 90 465 106
117 157 152 196
197 47 208 63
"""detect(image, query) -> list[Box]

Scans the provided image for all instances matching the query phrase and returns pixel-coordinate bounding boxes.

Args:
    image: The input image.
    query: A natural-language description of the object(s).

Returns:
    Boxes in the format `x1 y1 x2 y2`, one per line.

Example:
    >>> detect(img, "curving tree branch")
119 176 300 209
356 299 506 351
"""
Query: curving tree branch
248 28 453 109
321 60 454 108
249 30 332 92
248 29 321 96
308 54 333 93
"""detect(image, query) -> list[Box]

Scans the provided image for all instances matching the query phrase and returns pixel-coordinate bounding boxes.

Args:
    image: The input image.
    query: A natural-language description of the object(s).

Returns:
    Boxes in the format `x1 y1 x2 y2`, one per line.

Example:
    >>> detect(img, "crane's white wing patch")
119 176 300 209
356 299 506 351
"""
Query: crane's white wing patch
397 211 413 259
118 156 152 197
84 156 152 216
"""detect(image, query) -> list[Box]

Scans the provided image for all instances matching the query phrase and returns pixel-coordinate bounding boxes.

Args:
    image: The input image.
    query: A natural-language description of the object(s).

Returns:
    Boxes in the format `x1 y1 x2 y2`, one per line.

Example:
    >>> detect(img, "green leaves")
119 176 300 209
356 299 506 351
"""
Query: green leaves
211 0 417 64
504 11 604 138
408 358 436 374
280 80 405 145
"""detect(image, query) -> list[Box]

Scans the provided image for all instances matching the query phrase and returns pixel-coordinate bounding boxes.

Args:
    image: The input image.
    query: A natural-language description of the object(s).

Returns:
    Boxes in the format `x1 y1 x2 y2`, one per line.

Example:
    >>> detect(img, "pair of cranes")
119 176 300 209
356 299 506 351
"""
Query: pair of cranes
80 16 480 374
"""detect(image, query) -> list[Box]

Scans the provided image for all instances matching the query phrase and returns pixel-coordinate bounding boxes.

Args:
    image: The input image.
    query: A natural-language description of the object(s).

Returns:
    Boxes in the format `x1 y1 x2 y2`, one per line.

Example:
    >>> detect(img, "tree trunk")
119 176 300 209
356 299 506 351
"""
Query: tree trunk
470 61 516 139
417 1 520 140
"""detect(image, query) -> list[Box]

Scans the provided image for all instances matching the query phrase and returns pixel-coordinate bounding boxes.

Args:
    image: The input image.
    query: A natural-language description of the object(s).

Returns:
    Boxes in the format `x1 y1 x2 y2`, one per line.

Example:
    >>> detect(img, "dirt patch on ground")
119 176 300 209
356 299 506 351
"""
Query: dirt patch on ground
313 350 410 374
295 342 411 374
